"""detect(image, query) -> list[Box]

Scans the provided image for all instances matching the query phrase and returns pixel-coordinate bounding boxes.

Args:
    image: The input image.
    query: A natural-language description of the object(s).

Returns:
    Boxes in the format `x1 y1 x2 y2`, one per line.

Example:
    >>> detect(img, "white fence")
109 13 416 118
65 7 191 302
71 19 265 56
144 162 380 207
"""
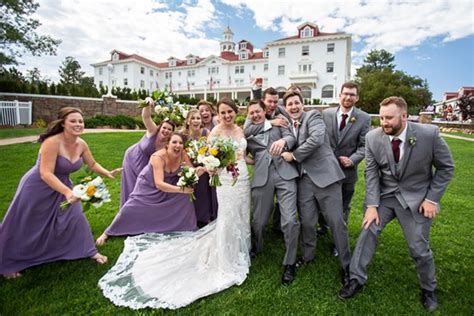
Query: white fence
0 100 32 126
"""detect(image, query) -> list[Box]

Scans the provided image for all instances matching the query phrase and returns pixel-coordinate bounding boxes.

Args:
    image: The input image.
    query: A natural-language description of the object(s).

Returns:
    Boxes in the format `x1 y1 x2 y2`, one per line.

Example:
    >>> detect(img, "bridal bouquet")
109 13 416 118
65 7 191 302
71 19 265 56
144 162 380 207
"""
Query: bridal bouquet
60 176 111 211
197 137 239 187
177 165 199 202
137 90 174 109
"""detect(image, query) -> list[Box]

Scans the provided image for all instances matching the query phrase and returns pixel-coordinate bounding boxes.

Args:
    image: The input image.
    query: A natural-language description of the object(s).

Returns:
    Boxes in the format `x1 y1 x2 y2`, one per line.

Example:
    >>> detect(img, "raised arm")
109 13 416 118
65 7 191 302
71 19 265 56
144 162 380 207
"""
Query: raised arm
143 98 158 137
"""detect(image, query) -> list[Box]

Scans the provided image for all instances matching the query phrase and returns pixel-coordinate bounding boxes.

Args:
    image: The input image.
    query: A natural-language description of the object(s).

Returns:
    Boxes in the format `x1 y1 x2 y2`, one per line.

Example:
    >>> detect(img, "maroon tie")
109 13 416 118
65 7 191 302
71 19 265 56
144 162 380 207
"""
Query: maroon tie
391 138 402 163
339 114 348 131
293 121 299 128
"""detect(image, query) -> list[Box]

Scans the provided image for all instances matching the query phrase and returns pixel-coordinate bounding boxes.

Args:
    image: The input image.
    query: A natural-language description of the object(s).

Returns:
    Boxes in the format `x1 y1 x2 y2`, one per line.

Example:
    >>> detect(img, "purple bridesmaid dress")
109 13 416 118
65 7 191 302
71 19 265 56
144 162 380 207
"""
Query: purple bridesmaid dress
0 155 97 275
120 133 158 208
105 164 197 236
192 129 219 224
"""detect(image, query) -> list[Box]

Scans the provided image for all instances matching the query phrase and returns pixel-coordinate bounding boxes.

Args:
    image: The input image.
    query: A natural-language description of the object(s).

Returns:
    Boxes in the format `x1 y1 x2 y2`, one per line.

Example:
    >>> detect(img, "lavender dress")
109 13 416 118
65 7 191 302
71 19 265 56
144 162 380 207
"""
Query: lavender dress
192 129 218 223
120 132 159 208
105 163 197 236
0 155 97 275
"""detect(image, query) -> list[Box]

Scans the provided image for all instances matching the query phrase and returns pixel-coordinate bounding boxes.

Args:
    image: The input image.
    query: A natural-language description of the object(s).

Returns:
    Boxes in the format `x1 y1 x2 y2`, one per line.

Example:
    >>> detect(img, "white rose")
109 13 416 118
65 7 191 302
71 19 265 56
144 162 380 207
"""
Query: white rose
166 96 174 104
145 97 154 105
177 178 185 186
72 184 86 198
90 176 103 187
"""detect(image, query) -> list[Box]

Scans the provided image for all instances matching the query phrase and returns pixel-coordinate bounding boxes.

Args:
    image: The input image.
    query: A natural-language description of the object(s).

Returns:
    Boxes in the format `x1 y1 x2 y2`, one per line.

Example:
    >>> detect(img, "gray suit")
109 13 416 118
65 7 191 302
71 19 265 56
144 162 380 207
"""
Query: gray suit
350 122 454 291
291 110 350 268
322 106 371 222
245 121 300 265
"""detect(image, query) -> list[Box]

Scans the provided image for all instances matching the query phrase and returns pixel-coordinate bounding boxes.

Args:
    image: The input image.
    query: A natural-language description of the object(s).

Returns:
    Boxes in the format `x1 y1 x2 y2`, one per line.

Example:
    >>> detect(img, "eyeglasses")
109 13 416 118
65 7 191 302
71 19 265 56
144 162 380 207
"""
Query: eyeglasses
341 92 357 98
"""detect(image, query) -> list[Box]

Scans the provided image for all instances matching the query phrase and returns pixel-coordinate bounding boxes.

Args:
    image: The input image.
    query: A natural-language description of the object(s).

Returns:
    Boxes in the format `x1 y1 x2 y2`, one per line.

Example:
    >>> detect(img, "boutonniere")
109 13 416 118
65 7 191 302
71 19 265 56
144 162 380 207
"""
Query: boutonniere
293 120 301 128
349 117 357 123
408 136 416 146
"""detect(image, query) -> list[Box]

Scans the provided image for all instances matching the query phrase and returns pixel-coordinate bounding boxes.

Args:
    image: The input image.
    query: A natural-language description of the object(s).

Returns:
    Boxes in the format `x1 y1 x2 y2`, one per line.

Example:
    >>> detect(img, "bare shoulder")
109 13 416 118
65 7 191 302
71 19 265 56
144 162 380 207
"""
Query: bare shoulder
40 134 60 153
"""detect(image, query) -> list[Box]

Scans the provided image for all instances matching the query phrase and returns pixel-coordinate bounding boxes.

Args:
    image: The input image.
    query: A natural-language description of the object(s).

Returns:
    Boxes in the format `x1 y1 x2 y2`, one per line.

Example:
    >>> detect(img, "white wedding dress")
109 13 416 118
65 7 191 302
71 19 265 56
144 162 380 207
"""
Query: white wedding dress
99 138 251 310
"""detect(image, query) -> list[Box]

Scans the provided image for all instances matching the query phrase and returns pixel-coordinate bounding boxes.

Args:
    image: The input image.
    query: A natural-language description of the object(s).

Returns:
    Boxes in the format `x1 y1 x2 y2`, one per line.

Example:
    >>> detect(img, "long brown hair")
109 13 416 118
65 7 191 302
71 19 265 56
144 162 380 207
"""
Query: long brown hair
38 107 83 142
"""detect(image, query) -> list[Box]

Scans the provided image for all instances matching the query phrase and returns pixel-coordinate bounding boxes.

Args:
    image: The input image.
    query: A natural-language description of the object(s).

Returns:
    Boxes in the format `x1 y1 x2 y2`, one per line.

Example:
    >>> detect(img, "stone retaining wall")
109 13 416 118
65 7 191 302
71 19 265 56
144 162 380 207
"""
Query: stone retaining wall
0 93 141 122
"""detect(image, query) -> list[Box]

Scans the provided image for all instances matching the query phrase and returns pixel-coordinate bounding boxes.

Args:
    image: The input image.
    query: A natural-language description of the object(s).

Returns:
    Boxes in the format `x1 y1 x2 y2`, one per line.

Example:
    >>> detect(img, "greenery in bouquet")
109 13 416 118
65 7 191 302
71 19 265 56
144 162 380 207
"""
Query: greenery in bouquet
197 137 239 187
177 165 199 202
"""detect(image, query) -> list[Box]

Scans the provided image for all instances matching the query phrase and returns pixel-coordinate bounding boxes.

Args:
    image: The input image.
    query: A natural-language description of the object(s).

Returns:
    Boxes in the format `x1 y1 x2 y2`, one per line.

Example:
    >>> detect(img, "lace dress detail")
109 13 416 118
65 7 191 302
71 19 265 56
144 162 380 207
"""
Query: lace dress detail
99 138 250 309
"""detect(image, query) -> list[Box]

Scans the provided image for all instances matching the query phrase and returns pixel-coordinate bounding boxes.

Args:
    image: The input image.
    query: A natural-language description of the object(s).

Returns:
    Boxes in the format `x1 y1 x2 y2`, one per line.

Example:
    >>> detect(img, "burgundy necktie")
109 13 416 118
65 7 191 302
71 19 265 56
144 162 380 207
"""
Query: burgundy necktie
391 138 402 163
339 114 348 131
293 121 299 128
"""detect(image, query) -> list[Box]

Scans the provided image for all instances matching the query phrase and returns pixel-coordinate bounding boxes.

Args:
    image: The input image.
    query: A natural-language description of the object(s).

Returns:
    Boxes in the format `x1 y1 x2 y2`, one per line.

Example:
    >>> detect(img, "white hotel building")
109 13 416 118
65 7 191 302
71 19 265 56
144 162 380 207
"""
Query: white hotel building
91 22 351 103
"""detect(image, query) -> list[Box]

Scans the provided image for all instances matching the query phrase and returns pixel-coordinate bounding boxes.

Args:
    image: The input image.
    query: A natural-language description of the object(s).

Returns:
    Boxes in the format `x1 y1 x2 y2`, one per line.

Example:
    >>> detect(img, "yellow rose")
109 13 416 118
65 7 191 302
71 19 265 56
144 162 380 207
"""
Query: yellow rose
210 147 219 156
198 146 208 155
86 185 97 197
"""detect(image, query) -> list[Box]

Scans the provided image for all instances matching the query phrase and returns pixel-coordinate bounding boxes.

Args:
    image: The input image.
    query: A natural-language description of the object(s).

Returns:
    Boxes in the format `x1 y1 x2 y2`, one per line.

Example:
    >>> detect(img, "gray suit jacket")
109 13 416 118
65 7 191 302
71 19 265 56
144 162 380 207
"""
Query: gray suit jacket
365 122 454 222
323 106 371 183
292 110 345 188
245 120 298 188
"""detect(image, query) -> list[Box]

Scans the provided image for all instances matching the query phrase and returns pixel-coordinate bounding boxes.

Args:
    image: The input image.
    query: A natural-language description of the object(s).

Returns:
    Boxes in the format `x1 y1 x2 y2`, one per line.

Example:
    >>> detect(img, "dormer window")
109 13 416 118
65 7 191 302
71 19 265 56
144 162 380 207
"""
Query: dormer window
187 58 195 65
263 50 269 58
240 52 248 60
241 42 247 49
300 26 313 38
112 52 119 61
169 59 176 67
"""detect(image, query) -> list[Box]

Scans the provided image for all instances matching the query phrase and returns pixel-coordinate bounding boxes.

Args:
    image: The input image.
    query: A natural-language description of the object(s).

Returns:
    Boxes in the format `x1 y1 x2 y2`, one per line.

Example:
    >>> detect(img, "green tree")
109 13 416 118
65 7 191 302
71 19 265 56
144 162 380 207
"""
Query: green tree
26 67 41 83
58 56 85 85
0 0 61 66
356 49 432 114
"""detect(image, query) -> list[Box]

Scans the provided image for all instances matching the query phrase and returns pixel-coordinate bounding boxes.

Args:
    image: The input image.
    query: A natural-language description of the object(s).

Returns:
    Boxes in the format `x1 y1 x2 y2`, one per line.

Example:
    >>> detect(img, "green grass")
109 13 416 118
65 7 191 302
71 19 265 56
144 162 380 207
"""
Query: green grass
442 131 474 139
0 127 45 139
0 134 473 315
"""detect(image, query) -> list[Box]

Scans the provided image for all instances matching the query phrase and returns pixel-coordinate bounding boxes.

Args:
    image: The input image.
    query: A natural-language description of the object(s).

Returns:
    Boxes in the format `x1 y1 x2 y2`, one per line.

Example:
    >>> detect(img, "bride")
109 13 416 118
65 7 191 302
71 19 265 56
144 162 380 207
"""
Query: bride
99 98 251 309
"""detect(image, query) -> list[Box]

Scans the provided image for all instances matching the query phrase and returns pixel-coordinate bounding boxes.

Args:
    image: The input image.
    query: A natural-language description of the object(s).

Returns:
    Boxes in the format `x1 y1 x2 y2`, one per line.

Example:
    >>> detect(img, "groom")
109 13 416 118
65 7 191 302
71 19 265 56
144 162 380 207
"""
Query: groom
338 96 454 312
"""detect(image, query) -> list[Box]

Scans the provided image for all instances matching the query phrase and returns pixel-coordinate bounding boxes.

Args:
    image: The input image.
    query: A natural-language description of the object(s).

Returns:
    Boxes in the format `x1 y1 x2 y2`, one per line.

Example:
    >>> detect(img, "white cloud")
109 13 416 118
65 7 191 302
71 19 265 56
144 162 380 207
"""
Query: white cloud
17 0 219 80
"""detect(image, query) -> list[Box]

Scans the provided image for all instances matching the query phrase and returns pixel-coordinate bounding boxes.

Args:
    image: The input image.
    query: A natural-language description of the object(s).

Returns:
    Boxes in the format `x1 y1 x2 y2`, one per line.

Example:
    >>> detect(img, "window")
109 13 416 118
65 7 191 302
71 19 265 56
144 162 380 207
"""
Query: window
99 80 103 86
240 52 247 60
140 67 145 74
278 48 285 58
300 86 312 100
252 65 256 70
123 65 128 73
140 80 145 88
150 81 154 90
278 65 285 76
326 62 334 73
301 26 313 38
299 63 312 73
187 58 195 65
235 79 244 86
327 43 335 53
187 70 195 77
169 60 176 67
241 42 247 49
123 78 128 86
98 67 103 75
112 53 119 61
264 63 268 71
178 71 181 77
321 85 334 98
112 80 116 86
235 65 244 74
149 70 153 76
302 45 309 56
165 72 172 79
263 50 269 58
208 66 219 75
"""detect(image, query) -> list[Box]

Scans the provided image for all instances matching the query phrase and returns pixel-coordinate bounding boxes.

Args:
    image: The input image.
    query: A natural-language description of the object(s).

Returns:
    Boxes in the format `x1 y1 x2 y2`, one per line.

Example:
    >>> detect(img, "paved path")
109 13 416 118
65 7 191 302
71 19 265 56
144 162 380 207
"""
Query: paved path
0 129 144 146
0 130 472 146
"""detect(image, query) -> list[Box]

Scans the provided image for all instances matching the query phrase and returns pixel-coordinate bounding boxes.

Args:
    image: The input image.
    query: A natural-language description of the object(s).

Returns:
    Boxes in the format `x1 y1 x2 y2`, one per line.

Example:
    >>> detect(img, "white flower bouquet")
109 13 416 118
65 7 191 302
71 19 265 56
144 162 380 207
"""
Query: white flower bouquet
60 176 111 210
177 165 199 202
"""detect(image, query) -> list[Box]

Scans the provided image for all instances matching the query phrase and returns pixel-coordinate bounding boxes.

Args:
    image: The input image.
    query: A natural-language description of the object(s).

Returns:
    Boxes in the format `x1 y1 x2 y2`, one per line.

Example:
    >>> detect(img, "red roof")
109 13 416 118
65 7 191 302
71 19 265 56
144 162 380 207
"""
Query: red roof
274 31 345 42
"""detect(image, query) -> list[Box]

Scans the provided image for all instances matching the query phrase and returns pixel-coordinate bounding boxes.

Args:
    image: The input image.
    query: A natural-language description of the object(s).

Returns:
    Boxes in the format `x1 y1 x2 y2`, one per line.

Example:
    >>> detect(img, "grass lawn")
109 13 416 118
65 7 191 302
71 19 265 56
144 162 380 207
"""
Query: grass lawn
0 134 472 315
0 127 45 139
442 131 474 139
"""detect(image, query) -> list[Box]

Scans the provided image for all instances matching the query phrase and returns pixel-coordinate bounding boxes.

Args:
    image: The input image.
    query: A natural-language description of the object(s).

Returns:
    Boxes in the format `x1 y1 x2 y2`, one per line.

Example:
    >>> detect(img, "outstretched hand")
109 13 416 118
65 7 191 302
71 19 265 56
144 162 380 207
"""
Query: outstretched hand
107 167 123 179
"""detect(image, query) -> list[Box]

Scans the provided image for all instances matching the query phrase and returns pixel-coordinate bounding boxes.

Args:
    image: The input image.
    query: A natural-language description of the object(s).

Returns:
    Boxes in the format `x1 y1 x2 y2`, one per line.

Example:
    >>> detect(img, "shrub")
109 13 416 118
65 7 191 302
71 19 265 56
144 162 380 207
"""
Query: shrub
235 113 246 126
84 115 143 129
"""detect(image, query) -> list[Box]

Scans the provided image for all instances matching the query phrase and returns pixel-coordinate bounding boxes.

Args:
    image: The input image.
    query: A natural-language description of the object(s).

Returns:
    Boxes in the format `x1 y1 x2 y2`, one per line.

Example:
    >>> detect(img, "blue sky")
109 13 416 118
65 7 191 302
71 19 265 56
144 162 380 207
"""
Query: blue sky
15 0 474 101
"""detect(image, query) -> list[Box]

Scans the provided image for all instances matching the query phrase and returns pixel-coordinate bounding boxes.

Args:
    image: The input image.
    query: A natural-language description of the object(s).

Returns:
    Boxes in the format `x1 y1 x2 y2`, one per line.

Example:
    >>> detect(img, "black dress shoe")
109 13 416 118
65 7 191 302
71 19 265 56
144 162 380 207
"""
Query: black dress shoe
295 257 312 268
341 266 350 286
281 264 296 285
317 225 329 237
421 289 439 312
338 279 363 299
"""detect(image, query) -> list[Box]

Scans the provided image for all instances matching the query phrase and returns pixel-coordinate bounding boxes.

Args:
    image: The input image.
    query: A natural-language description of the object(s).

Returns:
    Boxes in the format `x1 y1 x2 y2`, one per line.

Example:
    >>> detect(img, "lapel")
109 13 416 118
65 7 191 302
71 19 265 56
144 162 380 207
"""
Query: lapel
332 108 340 144
383 133 399 179
397 123 416 179
296 111 306 142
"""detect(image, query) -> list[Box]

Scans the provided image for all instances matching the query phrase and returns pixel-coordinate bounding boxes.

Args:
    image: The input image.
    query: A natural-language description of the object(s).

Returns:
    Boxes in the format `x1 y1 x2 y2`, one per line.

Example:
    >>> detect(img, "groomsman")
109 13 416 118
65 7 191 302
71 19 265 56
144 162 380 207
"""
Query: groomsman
319 82 371 250
338 96 454 312
281 91 351 285
244 99 300 285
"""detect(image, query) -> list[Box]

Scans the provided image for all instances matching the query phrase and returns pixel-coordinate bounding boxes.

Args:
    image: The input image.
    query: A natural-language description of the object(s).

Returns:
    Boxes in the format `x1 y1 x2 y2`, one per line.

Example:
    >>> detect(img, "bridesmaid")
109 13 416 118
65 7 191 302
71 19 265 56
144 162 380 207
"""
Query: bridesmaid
182 109 218 227
0 107 121 279
96 133 206 245
198 100 219 131
120 98 175 207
